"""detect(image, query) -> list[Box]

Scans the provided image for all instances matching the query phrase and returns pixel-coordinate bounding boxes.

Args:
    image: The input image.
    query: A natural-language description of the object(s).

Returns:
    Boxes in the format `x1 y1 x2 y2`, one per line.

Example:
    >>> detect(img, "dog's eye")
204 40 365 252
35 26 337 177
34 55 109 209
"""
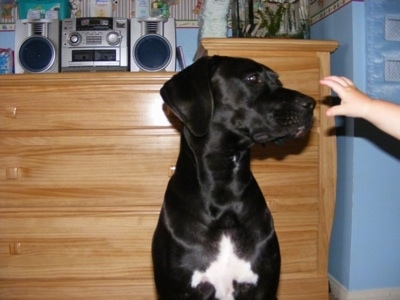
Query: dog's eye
245 74 260 84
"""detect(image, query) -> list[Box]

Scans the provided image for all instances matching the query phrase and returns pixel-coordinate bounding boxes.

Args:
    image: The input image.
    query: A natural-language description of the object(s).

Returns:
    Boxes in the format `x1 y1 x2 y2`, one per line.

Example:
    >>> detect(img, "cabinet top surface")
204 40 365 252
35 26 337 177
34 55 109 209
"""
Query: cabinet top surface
201 38 339 53
0 72 176 85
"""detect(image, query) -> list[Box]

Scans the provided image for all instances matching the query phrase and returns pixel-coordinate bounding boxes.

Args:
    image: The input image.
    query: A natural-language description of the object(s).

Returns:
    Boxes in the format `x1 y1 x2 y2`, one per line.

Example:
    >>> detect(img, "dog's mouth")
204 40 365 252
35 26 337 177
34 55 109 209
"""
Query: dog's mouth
252 117 313 144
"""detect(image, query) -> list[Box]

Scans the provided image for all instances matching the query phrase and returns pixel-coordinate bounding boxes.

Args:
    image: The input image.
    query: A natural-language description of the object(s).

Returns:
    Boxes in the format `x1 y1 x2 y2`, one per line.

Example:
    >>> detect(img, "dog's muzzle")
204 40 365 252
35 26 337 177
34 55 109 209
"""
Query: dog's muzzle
253 95 316 144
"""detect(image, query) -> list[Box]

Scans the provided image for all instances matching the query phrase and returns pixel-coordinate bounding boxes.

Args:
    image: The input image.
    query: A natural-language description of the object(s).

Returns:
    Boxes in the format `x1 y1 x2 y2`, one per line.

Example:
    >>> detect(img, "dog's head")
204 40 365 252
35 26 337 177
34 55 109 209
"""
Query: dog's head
161 56 316 145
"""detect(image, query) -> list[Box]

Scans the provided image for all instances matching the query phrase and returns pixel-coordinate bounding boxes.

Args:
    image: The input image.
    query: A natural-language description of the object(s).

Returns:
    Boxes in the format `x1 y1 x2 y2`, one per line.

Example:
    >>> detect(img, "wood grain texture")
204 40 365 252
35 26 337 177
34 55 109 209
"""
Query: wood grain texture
0 39 338 299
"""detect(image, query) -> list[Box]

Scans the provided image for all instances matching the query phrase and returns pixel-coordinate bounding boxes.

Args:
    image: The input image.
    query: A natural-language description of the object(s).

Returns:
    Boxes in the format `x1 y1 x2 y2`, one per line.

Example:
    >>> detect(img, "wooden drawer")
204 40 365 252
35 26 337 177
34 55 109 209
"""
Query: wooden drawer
0 209 158 280
0 209 324 300
0 282 155 300
0 208 158 298
0 132 180 208
0 208 320 299
0 72 177 131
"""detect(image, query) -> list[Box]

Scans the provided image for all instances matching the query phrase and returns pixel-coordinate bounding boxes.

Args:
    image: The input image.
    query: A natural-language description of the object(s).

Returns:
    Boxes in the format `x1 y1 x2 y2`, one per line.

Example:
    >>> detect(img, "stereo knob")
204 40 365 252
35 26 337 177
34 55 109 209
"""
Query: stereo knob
68 33 81 46
106 32 120 45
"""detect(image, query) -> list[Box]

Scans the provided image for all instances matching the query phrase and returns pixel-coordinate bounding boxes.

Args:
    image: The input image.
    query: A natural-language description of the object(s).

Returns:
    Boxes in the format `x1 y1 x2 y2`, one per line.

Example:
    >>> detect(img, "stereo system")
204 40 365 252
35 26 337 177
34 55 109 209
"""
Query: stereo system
14 17 176 73
61 17 129 72
130 17 176 72
15 18 60 73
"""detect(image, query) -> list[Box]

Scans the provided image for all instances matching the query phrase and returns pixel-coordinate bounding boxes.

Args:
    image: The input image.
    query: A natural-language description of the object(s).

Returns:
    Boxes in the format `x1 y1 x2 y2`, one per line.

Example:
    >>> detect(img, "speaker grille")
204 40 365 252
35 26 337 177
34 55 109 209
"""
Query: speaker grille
30 22 45 35
86 36 103 45
19 36 55 73
134 34 171 71
146 21 160 34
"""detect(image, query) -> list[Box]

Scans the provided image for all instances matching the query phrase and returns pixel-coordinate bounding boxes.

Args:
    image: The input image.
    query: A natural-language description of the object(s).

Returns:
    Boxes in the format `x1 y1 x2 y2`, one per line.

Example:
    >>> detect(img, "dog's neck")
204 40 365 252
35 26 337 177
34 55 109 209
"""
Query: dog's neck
169 127 266 224
177 127 254 186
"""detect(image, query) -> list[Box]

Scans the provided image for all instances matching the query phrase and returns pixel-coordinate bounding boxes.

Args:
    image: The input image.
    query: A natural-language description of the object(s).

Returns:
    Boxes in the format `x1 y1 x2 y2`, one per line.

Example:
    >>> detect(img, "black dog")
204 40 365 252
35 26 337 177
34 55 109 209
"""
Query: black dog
152 56 316 300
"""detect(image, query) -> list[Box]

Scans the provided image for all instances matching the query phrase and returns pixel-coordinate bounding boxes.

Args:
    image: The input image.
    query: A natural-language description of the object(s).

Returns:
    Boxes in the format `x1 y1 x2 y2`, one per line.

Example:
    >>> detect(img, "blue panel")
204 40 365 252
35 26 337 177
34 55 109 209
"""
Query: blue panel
350 0 400 291
366 0 400 102
176 27 198 66
313 0 400 292
311 2 359 290
0 31 15 49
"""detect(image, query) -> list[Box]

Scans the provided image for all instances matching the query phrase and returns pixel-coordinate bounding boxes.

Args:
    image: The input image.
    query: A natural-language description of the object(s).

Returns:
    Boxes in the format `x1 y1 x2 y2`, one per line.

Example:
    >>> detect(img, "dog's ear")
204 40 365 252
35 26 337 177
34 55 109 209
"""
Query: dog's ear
160 56 215 137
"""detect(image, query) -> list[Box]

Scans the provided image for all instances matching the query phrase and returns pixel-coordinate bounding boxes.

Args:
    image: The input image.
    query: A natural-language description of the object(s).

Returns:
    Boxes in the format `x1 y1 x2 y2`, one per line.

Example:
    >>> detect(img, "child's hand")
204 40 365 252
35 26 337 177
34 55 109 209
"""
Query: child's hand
320 76 372 118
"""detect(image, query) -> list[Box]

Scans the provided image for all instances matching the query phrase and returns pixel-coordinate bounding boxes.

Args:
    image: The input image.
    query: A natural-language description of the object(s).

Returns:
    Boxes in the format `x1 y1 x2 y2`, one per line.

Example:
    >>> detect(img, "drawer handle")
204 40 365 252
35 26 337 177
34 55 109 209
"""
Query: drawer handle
4 106 17 118
5 167 19 180
9 242 22 255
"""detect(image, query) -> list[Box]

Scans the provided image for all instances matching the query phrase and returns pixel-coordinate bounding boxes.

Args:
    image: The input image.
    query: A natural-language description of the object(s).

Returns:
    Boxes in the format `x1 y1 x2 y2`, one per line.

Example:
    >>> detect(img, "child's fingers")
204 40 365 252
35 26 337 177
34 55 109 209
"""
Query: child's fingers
320 78 346 93
340 77 355 86
321 76 354 88
326 105 344 117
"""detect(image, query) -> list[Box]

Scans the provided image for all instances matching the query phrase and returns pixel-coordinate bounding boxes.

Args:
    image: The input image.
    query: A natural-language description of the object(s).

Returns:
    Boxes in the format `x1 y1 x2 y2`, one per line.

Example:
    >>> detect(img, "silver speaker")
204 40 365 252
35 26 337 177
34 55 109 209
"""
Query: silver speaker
15 19 60 74
130 17 176 72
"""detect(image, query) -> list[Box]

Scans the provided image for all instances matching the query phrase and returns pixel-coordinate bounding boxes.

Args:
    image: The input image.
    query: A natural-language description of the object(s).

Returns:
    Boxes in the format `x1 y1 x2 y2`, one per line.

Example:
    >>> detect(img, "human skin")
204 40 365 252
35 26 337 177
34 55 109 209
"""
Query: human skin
320 76 400 140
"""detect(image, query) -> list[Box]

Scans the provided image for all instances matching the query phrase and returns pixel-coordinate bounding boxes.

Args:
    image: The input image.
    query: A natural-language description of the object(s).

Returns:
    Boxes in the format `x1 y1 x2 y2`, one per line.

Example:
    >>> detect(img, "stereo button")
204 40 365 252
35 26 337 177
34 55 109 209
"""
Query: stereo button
107 32 120 45
69 33 81 46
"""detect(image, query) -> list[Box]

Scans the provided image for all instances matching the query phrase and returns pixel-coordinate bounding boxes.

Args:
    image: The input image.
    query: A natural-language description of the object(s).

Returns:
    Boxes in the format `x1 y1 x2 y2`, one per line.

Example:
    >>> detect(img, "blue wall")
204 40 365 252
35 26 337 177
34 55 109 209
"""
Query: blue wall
0 31 15 49
175 27 198 68
312 0 400 292
312 3 359 289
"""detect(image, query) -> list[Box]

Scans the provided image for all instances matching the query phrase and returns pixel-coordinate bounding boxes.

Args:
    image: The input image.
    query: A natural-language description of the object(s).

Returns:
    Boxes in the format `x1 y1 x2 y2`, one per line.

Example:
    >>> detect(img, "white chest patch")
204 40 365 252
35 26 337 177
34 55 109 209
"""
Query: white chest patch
190 235 258 300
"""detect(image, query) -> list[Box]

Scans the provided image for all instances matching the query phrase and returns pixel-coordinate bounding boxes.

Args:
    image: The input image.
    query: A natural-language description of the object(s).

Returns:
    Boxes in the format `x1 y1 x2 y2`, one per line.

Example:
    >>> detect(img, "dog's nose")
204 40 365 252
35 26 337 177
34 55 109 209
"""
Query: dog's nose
297 96 316 110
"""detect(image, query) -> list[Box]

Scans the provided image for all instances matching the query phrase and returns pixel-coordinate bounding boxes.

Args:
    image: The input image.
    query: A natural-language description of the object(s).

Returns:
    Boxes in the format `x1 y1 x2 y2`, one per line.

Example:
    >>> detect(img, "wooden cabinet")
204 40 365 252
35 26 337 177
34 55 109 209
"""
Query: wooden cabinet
0 72 175 299
0 39 338 299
